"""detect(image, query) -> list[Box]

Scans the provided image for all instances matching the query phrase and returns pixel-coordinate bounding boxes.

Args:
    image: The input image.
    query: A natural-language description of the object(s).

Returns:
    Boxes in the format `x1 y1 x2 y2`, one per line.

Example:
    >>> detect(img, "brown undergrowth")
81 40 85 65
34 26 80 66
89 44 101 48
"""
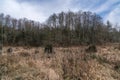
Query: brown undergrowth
0 43 120 80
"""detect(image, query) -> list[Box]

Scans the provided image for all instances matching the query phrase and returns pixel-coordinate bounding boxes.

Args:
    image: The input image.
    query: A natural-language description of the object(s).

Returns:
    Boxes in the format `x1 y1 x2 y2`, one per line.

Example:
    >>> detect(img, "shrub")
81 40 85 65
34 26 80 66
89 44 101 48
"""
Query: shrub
0 49 1 54
85 45 97 53
35 50 39 54
44 44 53 53
114 61 120 73
118 44 120 50
114 43 120 50
7 48 13 53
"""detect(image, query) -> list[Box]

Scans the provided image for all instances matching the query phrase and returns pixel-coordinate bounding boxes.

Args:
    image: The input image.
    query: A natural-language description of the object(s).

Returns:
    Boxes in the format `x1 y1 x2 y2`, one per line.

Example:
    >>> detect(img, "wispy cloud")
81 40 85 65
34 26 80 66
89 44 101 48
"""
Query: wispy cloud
105 4 120 25
0 0 120 26
0 0 47 22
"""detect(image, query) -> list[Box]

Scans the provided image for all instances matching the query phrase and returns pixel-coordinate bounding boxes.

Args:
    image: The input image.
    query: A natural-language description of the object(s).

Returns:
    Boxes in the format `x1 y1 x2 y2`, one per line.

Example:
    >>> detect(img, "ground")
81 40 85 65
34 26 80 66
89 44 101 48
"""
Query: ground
0 43 120 80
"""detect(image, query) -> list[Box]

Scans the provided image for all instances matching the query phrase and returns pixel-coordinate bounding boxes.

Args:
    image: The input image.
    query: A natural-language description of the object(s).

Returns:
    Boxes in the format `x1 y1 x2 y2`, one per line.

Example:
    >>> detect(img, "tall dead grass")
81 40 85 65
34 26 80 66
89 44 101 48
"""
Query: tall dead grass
0 44 120 80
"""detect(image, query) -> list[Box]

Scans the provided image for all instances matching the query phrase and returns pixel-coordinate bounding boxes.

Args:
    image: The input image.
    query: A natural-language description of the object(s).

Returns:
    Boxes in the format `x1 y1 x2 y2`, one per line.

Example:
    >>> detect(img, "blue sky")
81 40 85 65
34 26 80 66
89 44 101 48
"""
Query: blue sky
0 0 120 26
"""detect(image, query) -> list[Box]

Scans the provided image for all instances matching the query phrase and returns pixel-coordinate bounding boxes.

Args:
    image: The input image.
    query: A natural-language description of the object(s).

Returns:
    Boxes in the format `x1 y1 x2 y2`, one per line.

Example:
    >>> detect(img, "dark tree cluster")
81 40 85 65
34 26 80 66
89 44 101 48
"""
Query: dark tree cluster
0 10 120 47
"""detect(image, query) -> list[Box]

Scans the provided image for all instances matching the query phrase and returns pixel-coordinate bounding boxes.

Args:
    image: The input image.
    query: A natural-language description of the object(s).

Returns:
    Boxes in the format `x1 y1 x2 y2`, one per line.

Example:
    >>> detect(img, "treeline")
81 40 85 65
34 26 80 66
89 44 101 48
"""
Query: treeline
0 11 120 47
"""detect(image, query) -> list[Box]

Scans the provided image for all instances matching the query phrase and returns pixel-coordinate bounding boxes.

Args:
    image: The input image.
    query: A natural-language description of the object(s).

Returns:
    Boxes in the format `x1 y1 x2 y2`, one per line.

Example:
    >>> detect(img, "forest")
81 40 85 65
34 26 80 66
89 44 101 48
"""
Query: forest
0 10 120 47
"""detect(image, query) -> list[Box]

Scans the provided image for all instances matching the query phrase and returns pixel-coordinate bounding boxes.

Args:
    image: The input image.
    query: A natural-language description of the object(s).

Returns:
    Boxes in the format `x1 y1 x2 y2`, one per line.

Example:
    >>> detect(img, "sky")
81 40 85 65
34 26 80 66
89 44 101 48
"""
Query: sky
0 0 120 26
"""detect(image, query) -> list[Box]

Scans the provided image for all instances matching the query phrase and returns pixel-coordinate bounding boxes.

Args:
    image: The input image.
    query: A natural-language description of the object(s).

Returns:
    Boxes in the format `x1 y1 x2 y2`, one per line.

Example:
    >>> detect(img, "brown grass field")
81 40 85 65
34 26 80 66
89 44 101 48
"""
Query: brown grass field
0 43 120 80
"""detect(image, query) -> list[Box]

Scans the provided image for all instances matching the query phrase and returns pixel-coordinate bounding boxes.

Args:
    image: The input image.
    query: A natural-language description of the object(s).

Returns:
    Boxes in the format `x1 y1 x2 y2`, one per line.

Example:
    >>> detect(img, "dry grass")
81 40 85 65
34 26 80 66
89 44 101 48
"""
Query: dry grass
0 43 120 80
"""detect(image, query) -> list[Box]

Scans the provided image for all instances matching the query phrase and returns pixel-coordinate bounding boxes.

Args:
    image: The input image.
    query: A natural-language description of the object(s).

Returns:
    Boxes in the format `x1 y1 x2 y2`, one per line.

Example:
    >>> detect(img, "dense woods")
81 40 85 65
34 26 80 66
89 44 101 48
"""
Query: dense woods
0 11 120 47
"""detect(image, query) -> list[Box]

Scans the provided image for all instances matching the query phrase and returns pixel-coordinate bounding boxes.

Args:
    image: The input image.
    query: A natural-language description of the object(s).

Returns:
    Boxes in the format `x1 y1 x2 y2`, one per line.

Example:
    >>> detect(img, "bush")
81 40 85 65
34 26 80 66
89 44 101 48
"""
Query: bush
114 61 120 73
85 45 97 53
114 43 120 50
44 44 53 53
7 48 13 53
118 44 120 50
0 45 2 54
35 50 39 54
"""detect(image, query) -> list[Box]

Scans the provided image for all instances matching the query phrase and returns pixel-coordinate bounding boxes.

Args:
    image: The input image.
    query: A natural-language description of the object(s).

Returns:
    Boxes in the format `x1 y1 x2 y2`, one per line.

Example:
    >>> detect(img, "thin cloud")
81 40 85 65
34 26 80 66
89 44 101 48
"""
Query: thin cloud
105 4 120 26
92 0 120 13
0 0 46 22
0 0 120 26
